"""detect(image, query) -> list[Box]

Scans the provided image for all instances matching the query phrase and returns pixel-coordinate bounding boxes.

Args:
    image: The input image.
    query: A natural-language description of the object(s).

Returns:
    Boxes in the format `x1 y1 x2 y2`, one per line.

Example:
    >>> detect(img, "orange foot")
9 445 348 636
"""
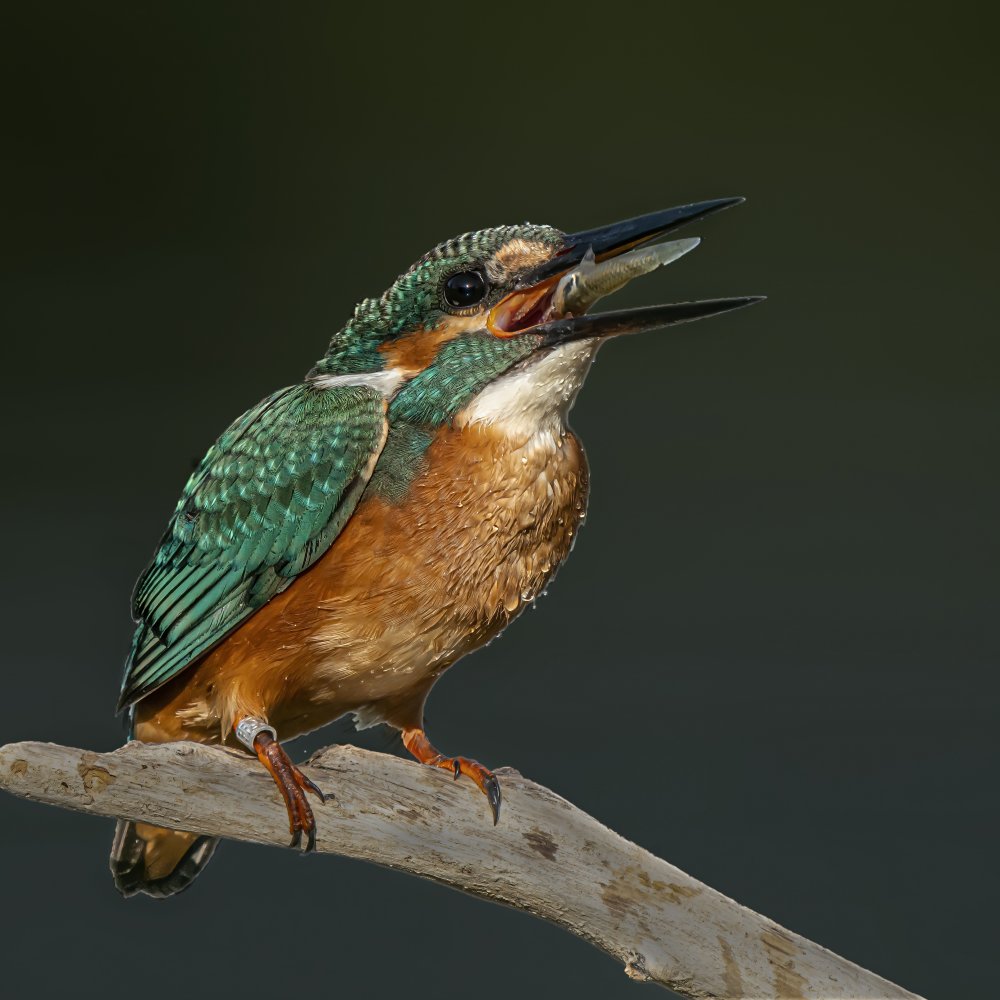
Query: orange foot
235 720 326 851
402 727 501 825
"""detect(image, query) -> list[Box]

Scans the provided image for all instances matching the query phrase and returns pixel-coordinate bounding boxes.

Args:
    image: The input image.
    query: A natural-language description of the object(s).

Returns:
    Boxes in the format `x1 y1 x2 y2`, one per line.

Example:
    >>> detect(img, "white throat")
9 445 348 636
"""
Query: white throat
455 340 598 439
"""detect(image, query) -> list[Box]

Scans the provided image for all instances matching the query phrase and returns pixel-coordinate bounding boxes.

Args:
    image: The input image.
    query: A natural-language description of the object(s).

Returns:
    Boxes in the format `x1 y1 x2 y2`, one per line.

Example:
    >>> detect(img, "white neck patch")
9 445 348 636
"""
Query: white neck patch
455 340 598 439
310 368 407 397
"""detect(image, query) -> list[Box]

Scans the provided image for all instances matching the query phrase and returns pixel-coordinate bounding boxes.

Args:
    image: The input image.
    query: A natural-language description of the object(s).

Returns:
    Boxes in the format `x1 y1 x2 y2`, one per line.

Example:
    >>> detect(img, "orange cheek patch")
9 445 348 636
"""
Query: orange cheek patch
378 321 469 371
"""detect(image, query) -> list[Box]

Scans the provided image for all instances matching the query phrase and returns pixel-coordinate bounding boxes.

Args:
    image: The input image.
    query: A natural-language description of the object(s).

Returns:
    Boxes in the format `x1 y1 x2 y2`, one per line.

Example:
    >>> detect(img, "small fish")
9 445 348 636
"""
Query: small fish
551 237 701 316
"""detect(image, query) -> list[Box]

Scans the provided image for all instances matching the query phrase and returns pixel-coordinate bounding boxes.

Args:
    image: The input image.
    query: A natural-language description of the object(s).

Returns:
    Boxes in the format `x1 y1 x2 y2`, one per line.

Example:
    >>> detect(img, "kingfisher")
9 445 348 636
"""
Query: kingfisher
110 199 762 897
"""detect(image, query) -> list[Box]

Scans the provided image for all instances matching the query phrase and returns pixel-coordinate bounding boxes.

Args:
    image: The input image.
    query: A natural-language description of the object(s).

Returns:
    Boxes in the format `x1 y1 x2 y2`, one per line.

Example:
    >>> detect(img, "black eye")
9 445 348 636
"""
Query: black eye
444 269 488 309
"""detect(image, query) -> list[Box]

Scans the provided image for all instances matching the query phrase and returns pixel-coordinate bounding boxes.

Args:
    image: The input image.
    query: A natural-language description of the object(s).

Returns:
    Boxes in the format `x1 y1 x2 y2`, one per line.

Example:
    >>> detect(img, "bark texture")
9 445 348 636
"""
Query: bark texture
0 739 921 999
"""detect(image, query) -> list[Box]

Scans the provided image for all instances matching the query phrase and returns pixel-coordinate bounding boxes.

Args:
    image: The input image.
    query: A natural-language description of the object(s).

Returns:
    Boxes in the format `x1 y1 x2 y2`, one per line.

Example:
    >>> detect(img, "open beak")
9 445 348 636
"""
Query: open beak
487 198 763 344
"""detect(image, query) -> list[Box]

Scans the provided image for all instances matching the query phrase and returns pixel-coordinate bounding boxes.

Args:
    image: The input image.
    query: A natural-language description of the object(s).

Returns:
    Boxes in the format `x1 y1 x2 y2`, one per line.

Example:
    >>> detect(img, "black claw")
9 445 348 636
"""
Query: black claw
486 776 502 825
305 823 317 853
289 827 303 850
302 773 327 803
452 760 461 780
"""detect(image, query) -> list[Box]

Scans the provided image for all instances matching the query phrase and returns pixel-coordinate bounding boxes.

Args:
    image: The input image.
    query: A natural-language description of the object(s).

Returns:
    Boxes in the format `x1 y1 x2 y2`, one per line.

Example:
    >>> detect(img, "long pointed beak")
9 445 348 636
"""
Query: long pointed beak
516 197 744 288
537 296 765 346
490 197 764 343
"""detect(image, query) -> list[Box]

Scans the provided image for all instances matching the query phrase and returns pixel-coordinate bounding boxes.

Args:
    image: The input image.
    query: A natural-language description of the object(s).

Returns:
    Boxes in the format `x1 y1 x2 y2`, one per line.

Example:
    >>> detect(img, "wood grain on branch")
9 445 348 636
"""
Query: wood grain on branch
0 739 920 999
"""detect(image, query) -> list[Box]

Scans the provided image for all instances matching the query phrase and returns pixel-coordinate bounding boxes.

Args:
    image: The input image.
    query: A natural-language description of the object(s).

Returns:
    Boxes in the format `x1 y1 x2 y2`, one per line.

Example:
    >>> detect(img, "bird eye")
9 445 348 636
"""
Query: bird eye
443 269 488 309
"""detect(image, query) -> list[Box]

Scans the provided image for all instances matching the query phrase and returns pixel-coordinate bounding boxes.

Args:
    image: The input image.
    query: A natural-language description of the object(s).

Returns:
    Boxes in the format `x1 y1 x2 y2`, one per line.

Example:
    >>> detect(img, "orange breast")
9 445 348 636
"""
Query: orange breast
134 421 589 745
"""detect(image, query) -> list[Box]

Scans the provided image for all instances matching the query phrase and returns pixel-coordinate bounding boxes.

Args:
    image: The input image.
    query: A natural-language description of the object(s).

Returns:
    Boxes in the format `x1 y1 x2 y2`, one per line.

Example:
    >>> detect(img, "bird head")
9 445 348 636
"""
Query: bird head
309 199 762 433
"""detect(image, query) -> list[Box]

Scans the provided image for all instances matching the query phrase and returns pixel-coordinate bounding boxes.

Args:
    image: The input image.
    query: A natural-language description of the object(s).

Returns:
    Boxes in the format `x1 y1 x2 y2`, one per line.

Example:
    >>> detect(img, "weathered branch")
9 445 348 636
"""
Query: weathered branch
0 739 920 999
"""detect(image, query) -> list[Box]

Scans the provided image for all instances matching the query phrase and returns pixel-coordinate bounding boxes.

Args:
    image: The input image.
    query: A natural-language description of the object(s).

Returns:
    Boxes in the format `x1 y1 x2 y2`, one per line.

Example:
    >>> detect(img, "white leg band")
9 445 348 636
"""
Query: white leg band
235 716 278 751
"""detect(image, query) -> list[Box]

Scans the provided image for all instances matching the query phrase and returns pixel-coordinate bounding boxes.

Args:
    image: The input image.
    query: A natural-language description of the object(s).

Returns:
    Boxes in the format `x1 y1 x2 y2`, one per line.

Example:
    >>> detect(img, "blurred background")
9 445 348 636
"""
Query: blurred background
1 3 996 997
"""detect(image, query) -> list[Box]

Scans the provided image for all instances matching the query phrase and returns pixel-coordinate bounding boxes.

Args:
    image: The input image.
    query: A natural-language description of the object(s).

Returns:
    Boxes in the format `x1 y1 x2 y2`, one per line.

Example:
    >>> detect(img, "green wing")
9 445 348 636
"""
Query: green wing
118 383 386 710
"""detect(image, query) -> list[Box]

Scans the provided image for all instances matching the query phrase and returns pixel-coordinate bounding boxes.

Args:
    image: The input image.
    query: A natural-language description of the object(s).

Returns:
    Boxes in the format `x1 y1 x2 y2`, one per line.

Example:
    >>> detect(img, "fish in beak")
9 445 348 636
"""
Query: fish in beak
487 198 764 344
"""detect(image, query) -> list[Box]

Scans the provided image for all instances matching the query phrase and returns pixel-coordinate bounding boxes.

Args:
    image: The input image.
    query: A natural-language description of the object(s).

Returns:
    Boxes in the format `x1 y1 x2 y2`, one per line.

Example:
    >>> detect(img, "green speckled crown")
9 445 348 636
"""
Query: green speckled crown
312 224 563 376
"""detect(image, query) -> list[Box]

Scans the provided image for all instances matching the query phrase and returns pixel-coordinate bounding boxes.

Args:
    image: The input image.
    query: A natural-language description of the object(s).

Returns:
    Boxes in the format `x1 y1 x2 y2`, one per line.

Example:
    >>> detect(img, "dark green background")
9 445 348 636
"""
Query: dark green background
1 4 996 998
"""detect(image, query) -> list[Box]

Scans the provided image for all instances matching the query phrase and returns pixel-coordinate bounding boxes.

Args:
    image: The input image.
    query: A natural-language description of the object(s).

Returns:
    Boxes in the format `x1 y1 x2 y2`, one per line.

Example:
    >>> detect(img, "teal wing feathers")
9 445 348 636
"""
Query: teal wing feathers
118 383 387 710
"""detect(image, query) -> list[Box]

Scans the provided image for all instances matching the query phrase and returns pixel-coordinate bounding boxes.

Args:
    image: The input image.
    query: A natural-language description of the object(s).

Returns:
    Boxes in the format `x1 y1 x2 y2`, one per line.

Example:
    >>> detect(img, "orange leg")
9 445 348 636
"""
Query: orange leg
401 727 501 825
234 719 326 851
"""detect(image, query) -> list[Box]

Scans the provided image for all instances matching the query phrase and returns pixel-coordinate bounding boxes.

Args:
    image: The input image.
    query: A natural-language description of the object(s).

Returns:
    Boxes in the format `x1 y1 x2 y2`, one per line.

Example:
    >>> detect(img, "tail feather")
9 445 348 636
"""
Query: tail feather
110 819 220 898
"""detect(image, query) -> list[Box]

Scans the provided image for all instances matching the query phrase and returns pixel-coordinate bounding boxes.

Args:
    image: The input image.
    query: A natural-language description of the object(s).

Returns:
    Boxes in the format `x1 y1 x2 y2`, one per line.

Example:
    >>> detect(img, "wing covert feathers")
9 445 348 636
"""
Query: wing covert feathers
119 383 387 708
